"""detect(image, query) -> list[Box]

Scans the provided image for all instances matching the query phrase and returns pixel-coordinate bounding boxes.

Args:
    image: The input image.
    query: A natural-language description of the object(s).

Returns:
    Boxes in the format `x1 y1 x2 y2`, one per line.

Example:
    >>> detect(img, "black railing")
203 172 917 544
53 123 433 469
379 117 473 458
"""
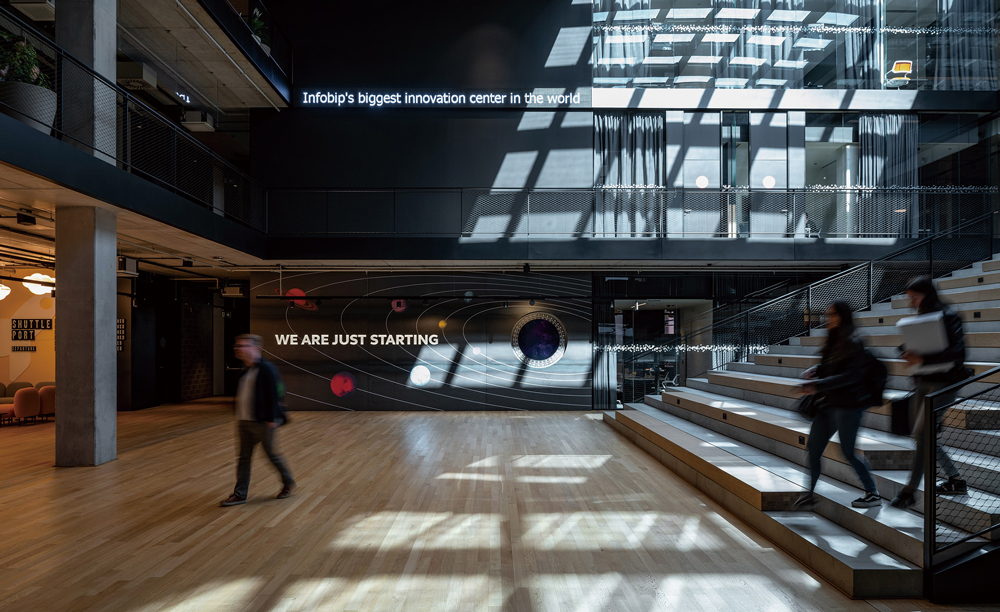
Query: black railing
0 6 267 232
925 368 1000 597
603 212 996 391
269 188 998 239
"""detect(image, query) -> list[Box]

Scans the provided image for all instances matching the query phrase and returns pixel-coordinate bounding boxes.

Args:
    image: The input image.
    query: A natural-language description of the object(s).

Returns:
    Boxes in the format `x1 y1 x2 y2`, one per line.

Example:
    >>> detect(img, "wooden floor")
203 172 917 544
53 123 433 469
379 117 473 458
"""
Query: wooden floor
2 403 999 612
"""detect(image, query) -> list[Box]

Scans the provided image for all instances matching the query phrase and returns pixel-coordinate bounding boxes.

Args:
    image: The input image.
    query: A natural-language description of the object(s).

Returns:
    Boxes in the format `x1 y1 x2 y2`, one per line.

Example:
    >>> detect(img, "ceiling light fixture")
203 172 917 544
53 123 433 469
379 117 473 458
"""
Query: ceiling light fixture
22 273 54 295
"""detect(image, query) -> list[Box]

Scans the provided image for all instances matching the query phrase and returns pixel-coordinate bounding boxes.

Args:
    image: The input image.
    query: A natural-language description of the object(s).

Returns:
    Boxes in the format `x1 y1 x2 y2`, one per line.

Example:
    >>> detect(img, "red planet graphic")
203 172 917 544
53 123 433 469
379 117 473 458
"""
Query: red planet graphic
330 371 357 397
391 299 408 313
274 287 318 310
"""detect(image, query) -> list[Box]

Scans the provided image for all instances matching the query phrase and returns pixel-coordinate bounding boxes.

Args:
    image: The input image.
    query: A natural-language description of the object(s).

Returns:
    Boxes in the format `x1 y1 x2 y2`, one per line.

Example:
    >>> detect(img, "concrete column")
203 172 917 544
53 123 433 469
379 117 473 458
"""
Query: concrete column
56 206 118 466
55 0 117 161
838 144 859 236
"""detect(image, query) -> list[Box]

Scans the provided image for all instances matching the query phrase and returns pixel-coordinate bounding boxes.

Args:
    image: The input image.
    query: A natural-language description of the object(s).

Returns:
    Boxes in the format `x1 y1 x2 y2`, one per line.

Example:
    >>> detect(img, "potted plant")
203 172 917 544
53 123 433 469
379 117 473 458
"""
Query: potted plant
0 31 56 134
248 9 271 56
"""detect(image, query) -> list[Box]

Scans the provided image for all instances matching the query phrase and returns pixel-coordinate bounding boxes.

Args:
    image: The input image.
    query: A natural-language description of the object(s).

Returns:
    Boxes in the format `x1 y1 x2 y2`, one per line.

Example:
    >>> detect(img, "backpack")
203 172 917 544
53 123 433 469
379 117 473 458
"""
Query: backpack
863 349 887 406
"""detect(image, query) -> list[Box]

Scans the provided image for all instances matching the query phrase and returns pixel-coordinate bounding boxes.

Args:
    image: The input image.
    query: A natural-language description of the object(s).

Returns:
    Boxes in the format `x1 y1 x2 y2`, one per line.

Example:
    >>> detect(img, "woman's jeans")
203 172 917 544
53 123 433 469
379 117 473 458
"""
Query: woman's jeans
906 380 962 491
807 407 878 494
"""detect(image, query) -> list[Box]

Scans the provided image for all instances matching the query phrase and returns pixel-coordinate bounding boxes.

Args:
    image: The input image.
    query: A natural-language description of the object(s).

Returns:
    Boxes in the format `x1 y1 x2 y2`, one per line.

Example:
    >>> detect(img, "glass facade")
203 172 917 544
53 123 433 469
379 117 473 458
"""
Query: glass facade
594 0 999 90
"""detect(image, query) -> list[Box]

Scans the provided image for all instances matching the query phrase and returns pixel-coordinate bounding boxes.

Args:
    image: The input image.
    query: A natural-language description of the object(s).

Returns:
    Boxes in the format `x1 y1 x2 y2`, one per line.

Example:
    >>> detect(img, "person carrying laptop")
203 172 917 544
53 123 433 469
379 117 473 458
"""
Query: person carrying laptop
891 276 967 509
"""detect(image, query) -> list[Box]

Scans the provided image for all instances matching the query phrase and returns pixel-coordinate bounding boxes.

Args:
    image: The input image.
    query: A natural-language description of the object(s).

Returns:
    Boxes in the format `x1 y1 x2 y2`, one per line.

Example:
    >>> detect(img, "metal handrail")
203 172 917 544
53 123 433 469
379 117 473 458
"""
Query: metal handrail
616 211 997 385
0 4 266 230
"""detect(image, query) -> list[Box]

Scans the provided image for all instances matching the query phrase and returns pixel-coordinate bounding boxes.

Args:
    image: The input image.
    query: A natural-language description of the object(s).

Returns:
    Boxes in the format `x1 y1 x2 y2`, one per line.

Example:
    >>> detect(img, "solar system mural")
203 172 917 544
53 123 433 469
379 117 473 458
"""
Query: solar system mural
250 272 593 411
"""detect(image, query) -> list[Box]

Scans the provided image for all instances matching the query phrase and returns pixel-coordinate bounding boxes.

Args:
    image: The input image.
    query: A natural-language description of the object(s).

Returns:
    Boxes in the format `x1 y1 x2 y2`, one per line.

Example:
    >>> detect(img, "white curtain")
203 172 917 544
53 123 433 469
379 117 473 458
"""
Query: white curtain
934 0 997 90
595 113 665 236
595 0 653 81
858 114 918 236
841 0 882 88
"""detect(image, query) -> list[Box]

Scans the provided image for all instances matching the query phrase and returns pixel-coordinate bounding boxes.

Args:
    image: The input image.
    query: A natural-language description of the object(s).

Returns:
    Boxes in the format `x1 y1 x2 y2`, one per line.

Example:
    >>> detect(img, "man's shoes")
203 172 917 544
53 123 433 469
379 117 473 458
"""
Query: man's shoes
936 478 968 495
789 492 818 512
851 492 882 508
890 488 916 509
220 493 247 507
276 484 296 499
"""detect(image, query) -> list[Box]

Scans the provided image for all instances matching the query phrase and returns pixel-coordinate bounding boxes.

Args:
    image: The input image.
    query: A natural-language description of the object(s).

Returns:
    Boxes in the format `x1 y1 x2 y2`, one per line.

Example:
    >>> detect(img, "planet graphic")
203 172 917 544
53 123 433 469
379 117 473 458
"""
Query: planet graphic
391 299 408 313
517 318 561 362
409 365 431 387
463 291 474 304
274 288 318 310
472 346 481 355
330 371 357 397
438 320 447 329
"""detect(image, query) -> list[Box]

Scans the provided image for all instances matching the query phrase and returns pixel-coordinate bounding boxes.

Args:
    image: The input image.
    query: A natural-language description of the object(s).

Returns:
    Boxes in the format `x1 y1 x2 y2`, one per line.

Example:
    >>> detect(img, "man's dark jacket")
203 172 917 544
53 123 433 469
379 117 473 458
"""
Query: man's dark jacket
242 357 287 424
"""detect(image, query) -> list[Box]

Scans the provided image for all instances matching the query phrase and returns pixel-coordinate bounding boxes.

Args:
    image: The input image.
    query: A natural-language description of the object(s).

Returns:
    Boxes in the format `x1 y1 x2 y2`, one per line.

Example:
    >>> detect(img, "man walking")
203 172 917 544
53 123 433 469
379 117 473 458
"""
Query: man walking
220 334 296 507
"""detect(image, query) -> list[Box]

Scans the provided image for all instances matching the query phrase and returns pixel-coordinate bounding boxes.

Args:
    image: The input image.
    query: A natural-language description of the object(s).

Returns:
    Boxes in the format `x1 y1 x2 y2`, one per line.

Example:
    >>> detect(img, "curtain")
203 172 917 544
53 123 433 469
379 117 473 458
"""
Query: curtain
842 0 882 88
595 0 653 82
595 113 665 236
933 0 997 90
858 114 918 236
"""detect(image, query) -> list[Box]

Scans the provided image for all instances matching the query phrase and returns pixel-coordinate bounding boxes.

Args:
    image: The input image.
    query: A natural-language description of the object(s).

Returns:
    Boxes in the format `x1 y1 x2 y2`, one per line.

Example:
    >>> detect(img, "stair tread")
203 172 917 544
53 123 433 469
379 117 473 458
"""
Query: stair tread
611 409 921 571
707 369 1000 414
652 389 1000 516
661 386 913 449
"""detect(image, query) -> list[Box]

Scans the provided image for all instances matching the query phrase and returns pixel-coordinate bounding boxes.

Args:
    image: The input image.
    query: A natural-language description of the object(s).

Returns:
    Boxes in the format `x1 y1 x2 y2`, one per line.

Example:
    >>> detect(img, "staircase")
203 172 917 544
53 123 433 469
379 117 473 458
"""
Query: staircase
604 216 1000 601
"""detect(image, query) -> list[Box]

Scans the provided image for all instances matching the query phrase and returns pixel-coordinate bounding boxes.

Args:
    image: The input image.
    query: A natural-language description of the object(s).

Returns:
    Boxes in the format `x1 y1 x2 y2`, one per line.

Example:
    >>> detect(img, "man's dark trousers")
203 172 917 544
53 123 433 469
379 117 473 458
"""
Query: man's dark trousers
234 420 295 498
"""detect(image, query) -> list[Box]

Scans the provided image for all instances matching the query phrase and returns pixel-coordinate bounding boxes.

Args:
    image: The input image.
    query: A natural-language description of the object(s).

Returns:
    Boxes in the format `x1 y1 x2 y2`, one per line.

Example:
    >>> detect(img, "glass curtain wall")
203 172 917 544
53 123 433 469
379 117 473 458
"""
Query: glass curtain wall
594 0 1000 90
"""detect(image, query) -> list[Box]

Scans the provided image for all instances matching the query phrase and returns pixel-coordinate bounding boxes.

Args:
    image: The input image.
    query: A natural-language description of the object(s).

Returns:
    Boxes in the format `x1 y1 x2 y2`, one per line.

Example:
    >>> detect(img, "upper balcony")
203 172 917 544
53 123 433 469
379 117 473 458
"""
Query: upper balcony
117 0 291 110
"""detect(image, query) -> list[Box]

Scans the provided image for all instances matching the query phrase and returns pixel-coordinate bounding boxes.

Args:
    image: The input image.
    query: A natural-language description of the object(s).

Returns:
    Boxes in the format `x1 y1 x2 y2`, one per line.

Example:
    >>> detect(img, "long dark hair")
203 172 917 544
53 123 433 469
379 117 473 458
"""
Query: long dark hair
906 275 944 314
822 300 856 360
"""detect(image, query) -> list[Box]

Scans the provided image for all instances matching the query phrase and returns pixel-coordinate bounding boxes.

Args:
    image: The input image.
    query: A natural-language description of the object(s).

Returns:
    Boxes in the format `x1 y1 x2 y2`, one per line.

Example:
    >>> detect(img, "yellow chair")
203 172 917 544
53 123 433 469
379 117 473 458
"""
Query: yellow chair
885 61 912 87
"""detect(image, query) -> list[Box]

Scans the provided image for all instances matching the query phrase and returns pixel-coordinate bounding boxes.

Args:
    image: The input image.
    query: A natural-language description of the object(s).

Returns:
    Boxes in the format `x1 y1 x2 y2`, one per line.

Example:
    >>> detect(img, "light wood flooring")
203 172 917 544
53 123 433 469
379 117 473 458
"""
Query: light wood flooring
1 401 999 612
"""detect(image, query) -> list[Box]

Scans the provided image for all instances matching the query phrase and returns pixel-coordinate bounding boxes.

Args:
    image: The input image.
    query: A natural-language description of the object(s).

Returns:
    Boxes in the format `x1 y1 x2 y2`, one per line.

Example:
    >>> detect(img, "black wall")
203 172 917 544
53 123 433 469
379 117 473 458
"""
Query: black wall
254 0 592 190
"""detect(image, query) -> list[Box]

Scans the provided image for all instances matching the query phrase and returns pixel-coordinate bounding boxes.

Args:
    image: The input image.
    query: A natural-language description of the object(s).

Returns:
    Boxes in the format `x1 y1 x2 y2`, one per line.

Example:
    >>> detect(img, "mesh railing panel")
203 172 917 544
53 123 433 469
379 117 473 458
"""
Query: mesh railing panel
529 191 596 236
462 191 526 237
933 382 1000 551
810 265 871 317
595 191 663 237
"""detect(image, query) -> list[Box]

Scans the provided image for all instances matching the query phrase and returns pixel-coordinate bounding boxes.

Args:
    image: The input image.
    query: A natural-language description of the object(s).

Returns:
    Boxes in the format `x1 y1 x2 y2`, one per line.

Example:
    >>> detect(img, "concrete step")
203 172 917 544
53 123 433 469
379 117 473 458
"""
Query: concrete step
624 403 981 569
644 391 1000 539
800 331 1000 349
937 270 1000 291
754 354 1000 383
699 369 1000 432
733 359 1000 395
727 361 922 393
856 308 1000 328
979 259 1000 273
892 287 1000 310
659 386 913 471
603 409 922 597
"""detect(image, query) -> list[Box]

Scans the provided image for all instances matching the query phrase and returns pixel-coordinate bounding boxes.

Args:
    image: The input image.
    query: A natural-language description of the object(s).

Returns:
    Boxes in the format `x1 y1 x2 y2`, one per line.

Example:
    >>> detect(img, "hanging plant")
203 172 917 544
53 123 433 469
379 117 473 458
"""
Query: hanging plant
0 31 52 91
248 9 271 47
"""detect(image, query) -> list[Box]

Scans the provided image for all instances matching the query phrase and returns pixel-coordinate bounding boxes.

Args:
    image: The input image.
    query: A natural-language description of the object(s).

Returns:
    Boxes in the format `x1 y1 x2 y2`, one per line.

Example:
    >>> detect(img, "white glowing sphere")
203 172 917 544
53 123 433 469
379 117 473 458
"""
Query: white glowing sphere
695 175 709 189
762 175 776 189
409 365 431 387
472 346 482 355
23 273 54 295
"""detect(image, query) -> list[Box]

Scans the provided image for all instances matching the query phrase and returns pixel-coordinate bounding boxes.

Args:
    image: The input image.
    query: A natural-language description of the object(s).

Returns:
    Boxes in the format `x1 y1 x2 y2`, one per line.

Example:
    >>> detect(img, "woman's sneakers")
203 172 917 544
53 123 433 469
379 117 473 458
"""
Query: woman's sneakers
851 492 882 508
890 488 916 509
936 477 968 495
789 492 818 511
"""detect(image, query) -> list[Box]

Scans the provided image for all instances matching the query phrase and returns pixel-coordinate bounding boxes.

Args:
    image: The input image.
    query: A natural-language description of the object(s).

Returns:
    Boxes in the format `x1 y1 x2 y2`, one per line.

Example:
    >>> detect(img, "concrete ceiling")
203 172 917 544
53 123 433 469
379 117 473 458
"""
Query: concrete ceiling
117 0 287 111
